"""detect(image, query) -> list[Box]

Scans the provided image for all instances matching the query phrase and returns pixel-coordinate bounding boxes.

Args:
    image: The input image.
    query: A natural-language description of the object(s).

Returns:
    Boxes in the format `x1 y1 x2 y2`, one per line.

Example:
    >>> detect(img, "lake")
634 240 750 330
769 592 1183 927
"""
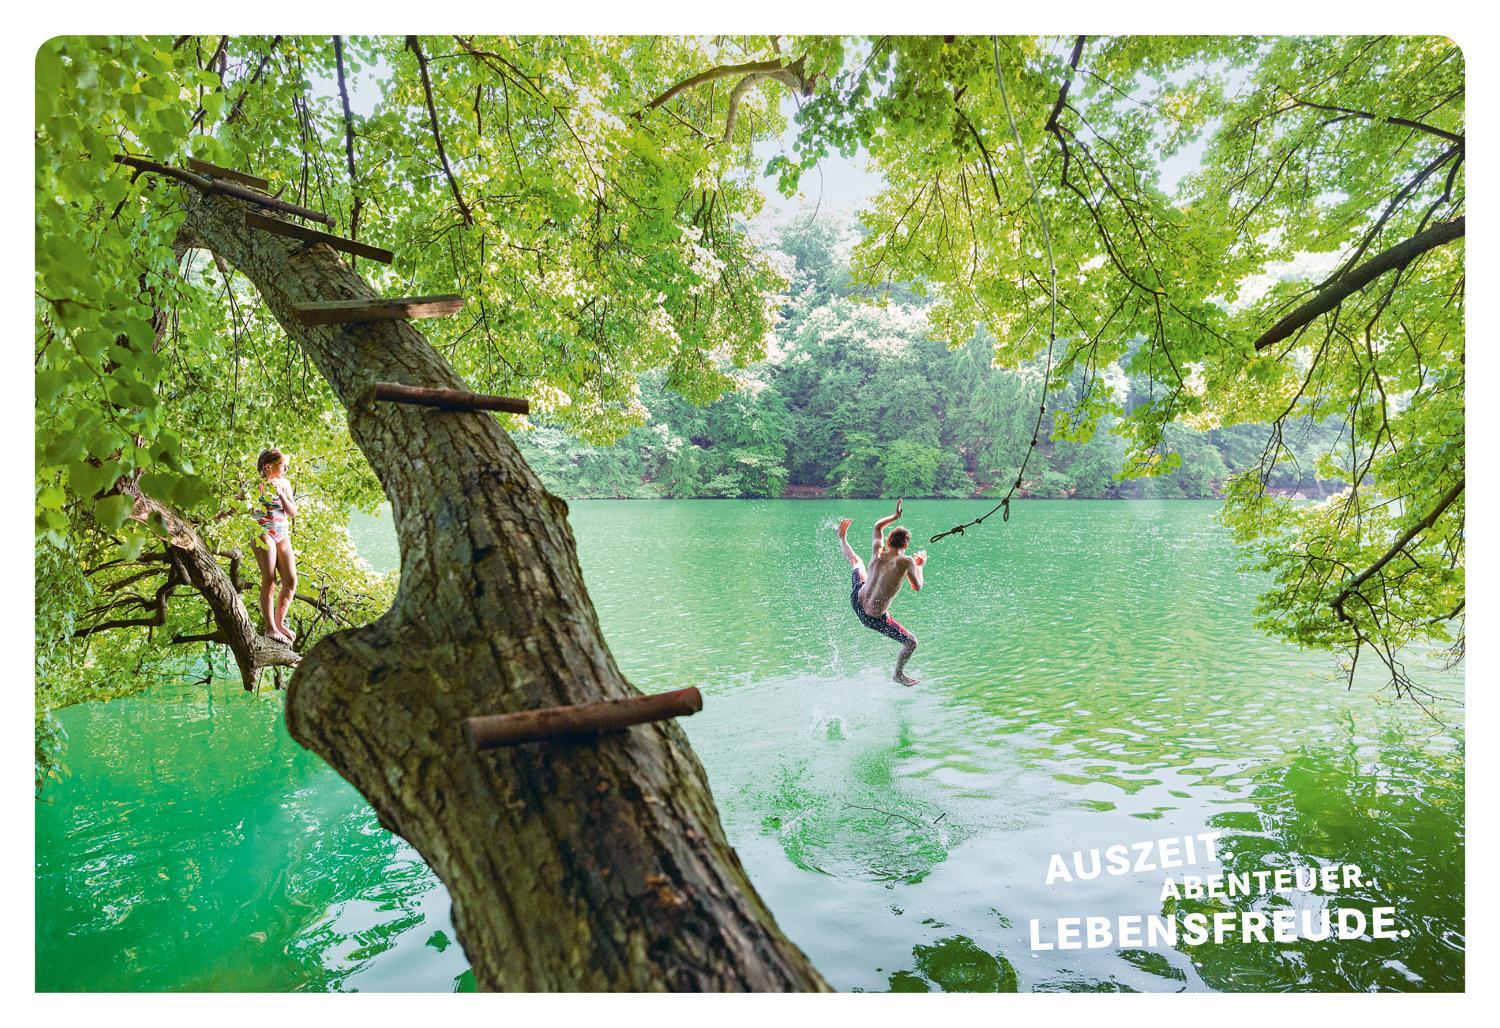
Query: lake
35 500 1465 992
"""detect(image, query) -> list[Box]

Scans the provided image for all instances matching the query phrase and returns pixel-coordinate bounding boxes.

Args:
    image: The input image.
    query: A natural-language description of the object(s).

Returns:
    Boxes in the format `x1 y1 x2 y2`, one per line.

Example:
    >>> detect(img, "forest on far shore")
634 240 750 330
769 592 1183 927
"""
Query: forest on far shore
519 219 1342 501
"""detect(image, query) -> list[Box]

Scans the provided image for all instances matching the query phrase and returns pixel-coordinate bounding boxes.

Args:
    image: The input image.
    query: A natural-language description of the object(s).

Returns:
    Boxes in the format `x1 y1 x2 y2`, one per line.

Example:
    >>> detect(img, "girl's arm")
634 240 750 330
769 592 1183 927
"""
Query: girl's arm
277 479 298 520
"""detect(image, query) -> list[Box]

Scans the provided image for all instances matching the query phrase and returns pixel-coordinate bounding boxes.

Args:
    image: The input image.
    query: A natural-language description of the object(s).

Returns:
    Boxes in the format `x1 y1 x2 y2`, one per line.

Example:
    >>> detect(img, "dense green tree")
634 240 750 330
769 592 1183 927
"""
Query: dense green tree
880 439 942 496
519 221 1329 504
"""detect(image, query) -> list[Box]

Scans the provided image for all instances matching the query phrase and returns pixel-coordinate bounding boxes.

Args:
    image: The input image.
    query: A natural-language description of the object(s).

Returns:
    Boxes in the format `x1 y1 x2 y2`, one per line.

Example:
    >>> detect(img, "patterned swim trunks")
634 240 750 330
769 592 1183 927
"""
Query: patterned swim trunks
850 567 915 646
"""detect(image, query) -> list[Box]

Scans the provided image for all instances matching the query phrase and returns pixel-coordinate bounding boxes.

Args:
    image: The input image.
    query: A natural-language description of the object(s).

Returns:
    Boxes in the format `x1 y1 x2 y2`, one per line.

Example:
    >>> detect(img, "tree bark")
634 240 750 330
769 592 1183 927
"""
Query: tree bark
178 190 828 991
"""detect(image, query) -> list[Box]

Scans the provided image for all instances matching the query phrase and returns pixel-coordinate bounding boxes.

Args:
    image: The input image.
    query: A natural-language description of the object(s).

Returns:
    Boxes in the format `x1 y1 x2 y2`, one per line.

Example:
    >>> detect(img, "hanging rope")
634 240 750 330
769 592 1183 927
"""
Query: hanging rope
932 37 1060 544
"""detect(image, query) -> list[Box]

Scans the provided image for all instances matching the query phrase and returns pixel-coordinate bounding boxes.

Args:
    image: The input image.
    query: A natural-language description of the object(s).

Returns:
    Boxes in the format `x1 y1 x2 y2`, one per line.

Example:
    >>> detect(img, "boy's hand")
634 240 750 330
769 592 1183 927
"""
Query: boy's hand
895 497 904 517
914 550 927 567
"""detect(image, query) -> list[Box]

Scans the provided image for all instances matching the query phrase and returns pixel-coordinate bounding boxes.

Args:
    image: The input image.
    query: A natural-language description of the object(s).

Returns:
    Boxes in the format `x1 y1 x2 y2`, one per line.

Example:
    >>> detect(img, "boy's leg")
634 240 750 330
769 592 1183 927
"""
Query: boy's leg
837 518 861 569
891 623 919 686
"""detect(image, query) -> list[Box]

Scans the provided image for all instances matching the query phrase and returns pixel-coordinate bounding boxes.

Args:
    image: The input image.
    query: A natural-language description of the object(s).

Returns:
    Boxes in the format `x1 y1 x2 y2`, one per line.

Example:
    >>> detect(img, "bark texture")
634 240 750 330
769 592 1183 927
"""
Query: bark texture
179 190 828 991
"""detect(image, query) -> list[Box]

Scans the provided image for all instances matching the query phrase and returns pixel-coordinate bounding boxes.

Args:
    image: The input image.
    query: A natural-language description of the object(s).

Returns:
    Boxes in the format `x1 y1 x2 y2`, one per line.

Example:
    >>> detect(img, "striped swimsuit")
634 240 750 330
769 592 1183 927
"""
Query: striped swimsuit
256 479 289 544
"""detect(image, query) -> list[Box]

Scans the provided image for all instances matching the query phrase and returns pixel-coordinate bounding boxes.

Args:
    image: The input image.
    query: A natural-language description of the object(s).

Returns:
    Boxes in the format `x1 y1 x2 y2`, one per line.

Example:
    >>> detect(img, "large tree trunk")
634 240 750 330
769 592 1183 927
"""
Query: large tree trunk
178 191 827 991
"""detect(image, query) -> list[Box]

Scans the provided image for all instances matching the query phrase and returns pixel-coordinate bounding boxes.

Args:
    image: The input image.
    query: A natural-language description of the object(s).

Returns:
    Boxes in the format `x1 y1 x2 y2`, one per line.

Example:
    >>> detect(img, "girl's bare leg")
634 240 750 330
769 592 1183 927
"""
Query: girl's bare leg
273 537 298 641
253 540 285 641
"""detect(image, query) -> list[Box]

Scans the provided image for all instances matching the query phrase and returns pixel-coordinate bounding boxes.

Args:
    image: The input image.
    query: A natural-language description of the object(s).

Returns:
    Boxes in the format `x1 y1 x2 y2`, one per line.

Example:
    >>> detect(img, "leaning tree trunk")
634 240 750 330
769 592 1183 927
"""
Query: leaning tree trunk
115 477 301 689
178 191 827 991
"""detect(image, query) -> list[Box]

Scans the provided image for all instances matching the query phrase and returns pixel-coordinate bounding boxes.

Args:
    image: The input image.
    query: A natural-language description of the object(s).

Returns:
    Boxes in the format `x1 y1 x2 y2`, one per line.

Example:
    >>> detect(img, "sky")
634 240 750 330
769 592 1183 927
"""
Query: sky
751 96 884 226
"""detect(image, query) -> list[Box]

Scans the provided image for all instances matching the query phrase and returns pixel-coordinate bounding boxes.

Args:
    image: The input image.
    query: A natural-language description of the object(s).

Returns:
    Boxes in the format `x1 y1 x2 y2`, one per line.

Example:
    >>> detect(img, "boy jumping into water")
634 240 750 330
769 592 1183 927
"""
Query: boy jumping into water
838 498 927 686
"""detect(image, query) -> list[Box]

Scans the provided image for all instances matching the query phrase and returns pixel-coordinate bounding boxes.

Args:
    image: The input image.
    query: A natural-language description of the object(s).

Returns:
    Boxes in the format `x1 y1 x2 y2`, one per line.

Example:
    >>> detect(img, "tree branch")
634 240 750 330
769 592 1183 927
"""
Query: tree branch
1333 476 1465 623
1253 216 1465 351
640 54 811 143
1322 145 1460 285
1046 35 1087 133
75 562 185 639
1278 87 1465 146
288 590 356 629
189 35 231 132
333 36 365 259
225 35 281 126
721 58 809 143
407 35 473 226
107 477 301 686
172 629 229 645
645 58 797 110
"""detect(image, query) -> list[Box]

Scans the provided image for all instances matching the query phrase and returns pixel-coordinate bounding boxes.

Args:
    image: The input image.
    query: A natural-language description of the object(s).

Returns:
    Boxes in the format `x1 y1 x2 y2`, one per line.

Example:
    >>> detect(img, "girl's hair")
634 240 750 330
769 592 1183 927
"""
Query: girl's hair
888 527 912 551
257 448 285 476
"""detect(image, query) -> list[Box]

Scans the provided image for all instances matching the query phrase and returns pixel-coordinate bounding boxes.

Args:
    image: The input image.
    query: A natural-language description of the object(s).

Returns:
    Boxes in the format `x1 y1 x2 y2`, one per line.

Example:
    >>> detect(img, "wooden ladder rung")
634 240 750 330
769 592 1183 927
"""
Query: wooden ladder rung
185 157 270 191
372 382 529 415
114 154 331 225
244 211 394 263
464 688 704 750
294 295 464 326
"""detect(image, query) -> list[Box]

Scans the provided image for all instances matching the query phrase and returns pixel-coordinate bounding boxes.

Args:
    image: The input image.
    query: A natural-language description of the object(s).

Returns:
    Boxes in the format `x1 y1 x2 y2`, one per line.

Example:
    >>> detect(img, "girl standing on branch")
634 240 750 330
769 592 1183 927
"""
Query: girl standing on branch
252 448 298 645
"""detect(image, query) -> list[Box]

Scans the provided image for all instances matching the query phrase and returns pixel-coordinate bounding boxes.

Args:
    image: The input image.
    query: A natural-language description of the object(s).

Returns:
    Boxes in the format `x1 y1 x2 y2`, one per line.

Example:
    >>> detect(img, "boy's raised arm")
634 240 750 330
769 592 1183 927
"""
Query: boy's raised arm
872 498 904 549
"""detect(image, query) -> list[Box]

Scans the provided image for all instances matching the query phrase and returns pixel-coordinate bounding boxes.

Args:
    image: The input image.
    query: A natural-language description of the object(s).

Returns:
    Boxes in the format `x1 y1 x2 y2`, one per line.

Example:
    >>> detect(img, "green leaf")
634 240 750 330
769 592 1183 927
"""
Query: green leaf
116 532 146 561
93 493 134 530
67 459 118 499
44 433 85 465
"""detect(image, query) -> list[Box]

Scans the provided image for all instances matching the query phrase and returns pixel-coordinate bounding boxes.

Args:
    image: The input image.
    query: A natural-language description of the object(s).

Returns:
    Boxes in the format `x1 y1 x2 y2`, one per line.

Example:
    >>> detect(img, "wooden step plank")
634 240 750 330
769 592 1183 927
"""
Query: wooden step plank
185 157 270 191
244 211 393 263
114 154 331 225
372 382 529 415
464 688 704 750
293 295 464 327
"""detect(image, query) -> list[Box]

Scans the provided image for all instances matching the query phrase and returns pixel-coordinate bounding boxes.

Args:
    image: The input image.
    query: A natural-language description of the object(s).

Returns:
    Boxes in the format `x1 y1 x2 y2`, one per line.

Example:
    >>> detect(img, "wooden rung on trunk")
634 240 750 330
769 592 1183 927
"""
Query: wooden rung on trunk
293 295 464 326
372 382 529 415
114 154 331 225
464 687 704 750
185 157 271 191
244 212 394 263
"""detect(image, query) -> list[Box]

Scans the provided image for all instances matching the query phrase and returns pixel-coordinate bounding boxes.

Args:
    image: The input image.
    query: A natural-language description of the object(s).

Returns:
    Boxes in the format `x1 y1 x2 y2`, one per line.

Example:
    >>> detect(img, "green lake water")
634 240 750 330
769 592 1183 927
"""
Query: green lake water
36 500 1465 992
